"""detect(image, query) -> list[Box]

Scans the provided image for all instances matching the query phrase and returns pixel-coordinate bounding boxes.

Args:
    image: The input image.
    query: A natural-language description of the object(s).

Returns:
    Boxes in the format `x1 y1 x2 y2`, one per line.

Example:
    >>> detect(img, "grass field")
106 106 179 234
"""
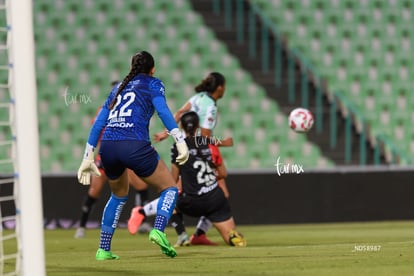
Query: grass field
11 221 414 275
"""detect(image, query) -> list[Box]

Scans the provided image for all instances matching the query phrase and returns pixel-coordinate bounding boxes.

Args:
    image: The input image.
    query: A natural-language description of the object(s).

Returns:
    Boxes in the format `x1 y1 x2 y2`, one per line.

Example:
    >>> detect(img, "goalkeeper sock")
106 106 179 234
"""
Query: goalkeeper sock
99 231 113 251
194 216 213 236
99 193 128 251
79 195 97 228
170 212 186 236
143 198 159 217
154 187 178 232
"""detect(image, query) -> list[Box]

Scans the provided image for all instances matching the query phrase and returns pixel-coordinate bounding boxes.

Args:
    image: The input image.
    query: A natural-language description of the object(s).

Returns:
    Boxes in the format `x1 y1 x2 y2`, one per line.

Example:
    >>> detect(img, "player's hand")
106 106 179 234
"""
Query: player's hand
219 137 234 147
169 128 189 165
77 143 101 185
153 130 169 143
176 141 189 165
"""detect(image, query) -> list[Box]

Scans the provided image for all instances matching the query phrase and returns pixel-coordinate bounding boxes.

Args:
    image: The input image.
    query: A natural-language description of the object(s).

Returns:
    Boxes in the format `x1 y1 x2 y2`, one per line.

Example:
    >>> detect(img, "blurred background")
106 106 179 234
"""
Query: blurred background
1 0 413 225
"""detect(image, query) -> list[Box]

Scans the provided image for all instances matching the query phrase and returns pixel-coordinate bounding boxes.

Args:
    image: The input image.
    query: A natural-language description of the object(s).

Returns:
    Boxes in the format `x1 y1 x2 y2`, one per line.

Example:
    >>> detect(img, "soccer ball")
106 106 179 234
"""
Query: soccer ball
288 107 314 133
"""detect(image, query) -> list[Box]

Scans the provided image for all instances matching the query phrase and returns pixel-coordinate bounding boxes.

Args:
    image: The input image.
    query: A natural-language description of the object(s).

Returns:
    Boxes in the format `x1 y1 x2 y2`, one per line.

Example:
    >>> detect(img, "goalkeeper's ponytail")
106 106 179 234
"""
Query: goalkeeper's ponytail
109 51 155 109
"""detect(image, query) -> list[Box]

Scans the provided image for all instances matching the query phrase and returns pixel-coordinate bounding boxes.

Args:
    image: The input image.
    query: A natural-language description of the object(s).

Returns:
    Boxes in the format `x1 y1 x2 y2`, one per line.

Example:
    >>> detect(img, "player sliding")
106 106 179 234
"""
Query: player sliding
77 50 189 260
129 112 246 247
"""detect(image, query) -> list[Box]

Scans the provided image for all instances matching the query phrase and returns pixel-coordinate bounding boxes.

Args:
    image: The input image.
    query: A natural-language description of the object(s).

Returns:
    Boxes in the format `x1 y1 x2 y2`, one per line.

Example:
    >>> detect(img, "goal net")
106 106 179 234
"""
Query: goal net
0 0 45 275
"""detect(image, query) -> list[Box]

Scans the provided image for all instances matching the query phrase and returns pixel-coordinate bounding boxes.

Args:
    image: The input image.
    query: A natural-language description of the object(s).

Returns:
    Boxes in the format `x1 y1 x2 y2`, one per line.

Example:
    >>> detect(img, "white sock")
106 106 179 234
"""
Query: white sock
143 198 159 217
196 216 212 233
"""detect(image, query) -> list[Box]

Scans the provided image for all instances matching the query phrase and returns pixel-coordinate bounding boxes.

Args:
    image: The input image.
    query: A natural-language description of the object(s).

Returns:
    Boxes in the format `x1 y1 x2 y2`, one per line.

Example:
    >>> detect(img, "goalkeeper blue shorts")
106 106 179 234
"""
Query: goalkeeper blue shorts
99 140 160 179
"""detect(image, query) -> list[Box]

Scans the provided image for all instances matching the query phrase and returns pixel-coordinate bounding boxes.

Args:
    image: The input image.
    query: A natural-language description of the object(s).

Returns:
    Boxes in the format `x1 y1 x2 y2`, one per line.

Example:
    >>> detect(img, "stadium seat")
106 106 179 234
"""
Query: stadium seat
20 0 335 172
253 0 414 164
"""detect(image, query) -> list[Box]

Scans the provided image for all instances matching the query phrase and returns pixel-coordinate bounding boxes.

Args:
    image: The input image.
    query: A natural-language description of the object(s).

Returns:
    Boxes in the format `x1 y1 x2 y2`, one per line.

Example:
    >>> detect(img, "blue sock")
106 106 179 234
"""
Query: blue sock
99 193 128 251
154 187 178 232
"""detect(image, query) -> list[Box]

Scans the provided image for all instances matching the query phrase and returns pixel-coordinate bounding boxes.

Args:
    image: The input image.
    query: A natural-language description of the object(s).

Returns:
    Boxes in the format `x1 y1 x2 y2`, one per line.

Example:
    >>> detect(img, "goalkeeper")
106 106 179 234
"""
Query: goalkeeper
77 51 189 260
75 88 152 239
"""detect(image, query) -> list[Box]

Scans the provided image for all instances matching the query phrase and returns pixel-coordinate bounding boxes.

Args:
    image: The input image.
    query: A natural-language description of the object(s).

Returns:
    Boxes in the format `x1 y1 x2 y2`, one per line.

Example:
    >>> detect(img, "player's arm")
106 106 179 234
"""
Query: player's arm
154 101 192 142
174 101 192 123
87 107 109 148
78 106 109 184
151 82 189 165
209 144 227 180
208 143 229 198
200 127 233 147
171 164 180 184
216 164 227 180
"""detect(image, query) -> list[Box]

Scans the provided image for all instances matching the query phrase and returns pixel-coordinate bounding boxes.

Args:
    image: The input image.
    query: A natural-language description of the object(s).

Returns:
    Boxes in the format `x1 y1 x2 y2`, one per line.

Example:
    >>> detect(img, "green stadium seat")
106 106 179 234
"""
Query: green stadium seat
28 0 334 172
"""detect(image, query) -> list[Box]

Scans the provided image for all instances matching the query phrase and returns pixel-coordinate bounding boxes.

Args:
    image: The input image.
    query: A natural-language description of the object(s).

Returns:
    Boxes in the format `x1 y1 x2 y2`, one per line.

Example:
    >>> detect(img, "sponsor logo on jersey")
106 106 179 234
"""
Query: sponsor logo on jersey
197 182 218 195
107 117 134 128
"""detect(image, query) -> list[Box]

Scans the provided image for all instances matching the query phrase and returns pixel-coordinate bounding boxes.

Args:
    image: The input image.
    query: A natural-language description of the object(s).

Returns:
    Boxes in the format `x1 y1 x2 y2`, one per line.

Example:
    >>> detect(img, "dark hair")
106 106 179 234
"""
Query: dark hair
180 111 199 136
109 51 155 109
194 72 225 93
180 111 215 167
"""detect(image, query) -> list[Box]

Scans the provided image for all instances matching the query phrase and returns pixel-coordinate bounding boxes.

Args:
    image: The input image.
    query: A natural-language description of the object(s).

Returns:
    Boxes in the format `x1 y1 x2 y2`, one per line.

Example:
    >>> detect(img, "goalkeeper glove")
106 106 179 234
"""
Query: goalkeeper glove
169 128 189 165
77 143 101 185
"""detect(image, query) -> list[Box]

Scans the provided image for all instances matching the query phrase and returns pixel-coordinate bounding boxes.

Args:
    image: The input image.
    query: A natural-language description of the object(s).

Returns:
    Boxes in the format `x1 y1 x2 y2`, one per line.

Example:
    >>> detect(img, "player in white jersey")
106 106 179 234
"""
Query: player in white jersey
188 92 217 130
155 72 231 143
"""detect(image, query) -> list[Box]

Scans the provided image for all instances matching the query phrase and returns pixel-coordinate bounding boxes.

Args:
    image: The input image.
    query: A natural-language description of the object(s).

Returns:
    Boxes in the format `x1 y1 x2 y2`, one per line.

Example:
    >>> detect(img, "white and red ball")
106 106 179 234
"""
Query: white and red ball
288 107 314 133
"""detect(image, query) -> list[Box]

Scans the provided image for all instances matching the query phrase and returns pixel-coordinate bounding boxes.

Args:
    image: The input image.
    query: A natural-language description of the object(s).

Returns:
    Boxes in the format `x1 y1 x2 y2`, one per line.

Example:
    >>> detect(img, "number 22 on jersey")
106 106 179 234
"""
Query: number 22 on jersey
108 92 135 120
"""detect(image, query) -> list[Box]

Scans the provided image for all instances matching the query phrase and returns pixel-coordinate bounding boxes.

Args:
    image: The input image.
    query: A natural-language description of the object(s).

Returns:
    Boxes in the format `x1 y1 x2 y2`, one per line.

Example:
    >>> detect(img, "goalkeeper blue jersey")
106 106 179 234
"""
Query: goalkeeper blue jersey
87 74 177 147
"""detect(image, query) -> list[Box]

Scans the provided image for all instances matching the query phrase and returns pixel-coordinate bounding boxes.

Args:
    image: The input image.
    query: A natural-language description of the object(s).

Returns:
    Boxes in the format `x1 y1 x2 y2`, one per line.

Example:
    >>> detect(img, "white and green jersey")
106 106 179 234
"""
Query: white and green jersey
188 92 217 131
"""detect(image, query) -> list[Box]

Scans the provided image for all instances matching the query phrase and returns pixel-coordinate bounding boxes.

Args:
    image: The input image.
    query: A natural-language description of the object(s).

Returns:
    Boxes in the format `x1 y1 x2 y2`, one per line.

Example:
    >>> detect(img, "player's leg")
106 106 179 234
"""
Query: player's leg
141 159 178 258
127 169 151 233
190 178 229 243
127 195 190 246
213 218 246 247
209 187 246 247
128 197 159 235
190 216 217 245
75 162 107 238
170 210 190 247
96 170 129 260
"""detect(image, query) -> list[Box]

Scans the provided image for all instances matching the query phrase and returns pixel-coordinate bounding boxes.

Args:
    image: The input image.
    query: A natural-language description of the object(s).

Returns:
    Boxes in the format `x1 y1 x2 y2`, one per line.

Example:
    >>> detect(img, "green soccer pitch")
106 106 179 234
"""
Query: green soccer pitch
8 221 414 275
